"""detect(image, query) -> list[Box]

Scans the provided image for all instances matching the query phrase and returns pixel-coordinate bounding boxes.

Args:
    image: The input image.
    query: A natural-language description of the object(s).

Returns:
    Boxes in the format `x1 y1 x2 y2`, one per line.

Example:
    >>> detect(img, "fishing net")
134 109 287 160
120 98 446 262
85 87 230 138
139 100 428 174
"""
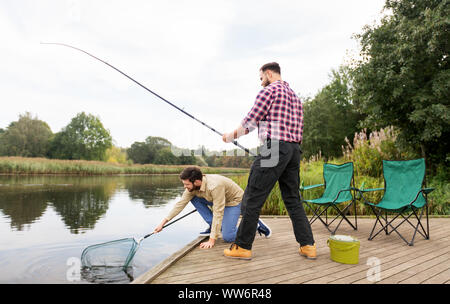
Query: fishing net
81 238 140 269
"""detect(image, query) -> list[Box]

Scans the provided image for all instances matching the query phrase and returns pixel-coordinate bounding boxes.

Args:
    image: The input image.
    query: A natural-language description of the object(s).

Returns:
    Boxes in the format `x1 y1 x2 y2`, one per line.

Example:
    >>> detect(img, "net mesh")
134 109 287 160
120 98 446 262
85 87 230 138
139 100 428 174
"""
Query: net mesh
81 238 140 269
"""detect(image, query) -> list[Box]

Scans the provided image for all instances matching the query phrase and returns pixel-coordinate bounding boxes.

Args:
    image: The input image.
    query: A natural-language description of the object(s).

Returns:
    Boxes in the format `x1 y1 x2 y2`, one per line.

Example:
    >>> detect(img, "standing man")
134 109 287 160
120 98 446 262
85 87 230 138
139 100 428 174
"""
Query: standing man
154 166 271 249
222 62 316 260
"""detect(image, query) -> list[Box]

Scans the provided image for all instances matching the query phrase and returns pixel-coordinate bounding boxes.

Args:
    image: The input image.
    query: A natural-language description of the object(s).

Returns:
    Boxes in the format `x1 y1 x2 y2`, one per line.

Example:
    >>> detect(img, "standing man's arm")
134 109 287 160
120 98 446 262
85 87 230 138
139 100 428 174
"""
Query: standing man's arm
222 87 272 143
222 124 248 143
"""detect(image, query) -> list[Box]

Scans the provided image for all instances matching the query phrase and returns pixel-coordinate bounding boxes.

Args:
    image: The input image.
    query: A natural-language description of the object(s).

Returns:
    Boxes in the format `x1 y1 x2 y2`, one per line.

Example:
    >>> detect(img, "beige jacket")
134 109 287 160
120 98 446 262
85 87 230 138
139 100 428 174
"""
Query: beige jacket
165 174 243 239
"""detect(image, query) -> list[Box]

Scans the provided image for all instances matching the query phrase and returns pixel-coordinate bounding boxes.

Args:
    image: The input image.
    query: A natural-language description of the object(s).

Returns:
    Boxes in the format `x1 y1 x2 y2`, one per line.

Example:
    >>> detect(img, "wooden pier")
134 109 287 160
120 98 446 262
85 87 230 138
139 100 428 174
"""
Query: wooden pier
132 217 450 284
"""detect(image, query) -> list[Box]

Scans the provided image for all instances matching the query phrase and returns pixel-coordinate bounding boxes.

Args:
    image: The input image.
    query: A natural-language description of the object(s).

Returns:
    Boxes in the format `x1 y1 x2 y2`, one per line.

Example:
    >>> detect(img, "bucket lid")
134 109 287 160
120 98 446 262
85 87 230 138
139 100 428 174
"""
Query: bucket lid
330 235 358 242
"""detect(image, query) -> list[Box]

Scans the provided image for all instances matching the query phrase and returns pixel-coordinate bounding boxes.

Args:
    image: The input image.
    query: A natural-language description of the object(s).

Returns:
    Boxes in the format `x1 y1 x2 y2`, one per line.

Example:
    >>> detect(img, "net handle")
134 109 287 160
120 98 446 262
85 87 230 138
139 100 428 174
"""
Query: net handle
143 209 197 239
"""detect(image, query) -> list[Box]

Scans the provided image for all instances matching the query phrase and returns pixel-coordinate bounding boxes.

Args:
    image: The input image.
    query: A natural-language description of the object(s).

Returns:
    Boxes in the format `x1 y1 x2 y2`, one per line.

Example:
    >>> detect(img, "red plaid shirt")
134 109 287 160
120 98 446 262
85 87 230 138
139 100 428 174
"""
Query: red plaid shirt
241 80 304 143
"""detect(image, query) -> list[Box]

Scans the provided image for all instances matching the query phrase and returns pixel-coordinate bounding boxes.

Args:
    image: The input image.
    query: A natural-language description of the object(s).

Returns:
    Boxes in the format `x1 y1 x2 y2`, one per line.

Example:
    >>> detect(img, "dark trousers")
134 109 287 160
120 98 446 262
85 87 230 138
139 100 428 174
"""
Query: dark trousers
235 140 315 250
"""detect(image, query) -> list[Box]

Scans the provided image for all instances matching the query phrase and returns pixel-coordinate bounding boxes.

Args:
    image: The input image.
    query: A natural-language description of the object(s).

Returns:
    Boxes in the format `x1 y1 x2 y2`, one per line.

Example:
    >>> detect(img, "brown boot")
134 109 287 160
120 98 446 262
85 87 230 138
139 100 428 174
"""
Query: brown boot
299 243 317 260
224 243 252 260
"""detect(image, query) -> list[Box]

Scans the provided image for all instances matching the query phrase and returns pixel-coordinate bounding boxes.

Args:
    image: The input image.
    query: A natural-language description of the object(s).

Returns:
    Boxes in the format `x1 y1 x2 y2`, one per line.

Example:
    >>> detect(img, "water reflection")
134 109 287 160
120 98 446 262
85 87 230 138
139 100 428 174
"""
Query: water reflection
0 174 239 284
0 175 182 233
123 175 182 207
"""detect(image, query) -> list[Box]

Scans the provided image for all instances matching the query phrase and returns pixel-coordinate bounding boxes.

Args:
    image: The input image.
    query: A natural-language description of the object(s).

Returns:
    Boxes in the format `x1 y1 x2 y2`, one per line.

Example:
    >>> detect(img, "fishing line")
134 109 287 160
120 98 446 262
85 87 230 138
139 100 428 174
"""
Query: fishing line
41 42 255 156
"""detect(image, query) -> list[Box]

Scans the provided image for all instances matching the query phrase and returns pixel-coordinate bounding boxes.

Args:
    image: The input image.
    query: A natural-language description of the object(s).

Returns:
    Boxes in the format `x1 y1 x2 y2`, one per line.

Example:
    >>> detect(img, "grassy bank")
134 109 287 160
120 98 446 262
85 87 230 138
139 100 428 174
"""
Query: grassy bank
231 159 449 216
2 157 447 216
0 157 249 175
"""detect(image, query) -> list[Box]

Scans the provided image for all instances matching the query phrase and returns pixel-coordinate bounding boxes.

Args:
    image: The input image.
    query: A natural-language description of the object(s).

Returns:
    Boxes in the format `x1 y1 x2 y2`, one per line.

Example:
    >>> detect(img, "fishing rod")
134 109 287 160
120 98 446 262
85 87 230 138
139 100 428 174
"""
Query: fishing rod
40 42 255 156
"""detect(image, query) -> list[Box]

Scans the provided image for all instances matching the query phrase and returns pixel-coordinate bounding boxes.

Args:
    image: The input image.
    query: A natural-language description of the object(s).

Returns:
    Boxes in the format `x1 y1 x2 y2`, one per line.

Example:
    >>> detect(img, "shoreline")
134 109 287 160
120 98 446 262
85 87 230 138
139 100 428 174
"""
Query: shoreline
0 156 249 175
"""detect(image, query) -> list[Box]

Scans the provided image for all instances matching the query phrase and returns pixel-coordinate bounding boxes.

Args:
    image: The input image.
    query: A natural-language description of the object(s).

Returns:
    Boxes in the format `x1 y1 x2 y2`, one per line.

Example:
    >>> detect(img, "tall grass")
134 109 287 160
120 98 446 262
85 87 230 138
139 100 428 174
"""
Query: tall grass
0 157 249 175
232 127 449 216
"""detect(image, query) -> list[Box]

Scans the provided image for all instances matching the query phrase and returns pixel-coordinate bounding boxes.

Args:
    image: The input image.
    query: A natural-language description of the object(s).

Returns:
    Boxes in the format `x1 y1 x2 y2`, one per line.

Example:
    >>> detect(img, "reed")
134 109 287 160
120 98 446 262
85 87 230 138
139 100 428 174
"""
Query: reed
232 157 446 216
0 157 249 175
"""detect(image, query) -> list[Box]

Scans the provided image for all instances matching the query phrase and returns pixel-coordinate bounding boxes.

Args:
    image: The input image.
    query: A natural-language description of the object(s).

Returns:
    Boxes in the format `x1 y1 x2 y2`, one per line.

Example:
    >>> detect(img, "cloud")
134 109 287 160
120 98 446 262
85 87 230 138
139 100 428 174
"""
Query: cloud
0 0 386 151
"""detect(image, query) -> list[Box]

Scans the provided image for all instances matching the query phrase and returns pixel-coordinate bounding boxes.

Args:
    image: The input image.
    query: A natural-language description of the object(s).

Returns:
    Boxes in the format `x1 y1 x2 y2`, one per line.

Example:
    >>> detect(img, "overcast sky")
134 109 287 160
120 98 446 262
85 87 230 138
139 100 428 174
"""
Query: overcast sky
1 0 386 152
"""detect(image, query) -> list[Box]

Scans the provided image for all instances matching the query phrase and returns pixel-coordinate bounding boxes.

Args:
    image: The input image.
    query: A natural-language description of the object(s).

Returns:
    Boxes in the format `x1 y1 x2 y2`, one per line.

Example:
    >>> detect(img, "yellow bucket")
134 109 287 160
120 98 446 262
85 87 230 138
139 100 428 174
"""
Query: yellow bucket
327 235 360 264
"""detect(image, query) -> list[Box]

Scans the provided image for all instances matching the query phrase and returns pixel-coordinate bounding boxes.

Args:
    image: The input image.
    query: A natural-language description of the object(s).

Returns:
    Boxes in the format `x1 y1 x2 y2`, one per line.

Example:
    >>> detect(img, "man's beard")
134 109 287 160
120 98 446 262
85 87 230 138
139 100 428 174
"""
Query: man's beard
188 185 201 192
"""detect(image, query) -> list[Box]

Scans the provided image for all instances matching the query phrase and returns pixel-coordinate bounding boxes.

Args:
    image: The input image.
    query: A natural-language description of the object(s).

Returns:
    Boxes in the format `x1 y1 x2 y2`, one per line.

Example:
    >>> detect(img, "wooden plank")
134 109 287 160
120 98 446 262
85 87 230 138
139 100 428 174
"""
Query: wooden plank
264 232 449 284
136 218 450 284
153 219 446 284
334 239 450 284
372 244 450 284
326 235 450 284
333 225 450 284
399 257 450 284
421 268 450 284
251 225 449 284
154 220 335 283
306 228 450 284
131 236 208 284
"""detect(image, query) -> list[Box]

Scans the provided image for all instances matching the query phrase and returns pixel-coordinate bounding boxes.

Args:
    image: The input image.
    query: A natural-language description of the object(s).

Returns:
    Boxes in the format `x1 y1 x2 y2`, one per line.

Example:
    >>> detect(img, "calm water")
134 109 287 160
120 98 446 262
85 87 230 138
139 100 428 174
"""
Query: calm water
0 175 214 284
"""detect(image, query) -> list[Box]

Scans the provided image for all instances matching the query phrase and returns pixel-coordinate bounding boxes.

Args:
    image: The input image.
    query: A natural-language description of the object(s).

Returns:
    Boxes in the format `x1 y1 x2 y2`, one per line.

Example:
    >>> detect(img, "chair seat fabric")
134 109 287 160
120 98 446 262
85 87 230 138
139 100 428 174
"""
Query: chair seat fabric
366 192 426 211
305 194 352 205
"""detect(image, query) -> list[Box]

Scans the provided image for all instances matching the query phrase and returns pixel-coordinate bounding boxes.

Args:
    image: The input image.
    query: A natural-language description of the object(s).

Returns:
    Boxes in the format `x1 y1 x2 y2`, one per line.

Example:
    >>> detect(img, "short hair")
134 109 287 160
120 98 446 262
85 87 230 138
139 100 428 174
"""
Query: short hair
260 62 281 74
179 166 203 183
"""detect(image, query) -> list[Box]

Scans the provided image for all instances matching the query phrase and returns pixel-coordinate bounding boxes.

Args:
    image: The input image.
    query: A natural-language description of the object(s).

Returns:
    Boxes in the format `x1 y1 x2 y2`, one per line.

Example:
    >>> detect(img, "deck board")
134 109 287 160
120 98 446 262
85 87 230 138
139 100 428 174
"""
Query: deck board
132 217 450 284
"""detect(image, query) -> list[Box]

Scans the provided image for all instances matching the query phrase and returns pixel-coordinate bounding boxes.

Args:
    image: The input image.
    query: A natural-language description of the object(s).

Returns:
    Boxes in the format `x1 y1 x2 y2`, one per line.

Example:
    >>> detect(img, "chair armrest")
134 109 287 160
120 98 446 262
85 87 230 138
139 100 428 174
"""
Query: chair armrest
408 188 435 206
422 188 435 194
332 188 356 203
300 183 324 191
360 188 385 192
353 187 380 204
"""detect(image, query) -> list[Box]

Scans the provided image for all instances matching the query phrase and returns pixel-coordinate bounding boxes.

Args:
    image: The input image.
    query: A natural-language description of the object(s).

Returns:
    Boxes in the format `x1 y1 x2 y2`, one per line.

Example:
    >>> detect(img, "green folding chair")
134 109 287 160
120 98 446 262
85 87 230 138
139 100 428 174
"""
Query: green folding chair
357 158 434 246
300 162 357 235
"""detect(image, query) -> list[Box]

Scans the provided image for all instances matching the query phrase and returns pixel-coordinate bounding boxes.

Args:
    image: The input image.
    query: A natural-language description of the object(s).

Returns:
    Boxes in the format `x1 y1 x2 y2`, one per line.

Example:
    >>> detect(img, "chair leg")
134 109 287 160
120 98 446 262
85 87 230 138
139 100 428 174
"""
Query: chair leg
308 201 358 235
409 207 428 246
368 205 386 241
398 210 427 239
385 211 389 235
305 203 333 232
368 206 429 246
426 204 430 240
332 203 357 231
368 206 409 244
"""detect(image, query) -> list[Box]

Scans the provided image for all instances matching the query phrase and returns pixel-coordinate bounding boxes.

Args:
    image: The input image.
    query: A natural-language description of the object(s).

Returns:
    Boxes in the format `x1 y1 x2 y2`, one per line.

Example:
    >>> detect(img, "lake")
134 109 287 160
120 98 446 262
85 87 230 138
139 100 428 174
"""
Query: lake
0 174 222 284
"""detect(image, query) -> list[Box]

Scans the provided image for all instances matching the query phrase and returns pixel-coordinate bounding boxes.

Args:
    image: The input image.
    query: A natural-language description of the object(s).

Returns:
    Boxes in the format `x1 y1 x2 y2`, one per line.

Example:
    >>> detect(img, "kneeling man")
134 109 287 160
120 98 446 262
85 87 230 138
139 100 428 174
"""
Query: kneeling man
154 166 271 249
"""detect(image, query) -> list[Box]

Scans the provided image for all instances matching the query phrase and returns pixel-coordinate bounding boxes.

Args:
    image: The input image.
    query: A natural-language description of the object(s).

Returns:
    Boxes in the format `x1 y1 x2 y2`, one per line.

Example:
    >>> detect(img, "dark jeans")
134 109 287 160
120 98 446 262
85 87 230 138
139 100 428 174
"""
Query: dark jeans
235 140 315 250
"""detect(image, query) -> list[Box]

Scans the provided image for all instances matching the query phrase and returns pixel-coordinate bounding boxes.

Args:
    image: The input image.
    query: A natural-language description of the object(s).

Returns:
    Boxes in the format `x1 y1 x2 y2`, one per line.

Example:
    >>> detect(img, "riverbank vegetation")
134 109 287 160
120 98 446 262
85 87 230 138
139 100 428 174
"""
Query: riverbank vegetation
0 157 248 175
0 0 447 213
238 127 449 216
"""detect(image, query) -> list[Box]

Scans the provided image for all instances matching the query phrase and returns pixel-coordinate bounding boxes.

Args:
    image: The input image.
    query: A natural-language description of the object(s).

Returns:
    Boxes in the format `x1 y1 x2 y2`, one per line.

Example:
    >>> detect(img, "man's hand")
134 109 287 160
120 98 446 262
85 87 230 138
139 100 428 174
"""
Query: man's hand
199 238 216 249
153 218 168 233
222 125 249 143
222 132 235 143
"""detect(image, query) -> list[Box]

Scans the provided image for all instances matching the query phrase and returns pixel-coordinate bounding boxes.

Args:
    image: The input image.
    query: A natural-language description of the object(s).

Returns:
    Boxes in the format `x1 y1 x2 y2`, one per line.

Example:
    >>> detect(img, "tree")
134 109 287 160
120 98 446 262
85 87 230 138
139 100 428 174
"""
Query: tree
301 66 364 160
105 146 129 164
153 147 179 165
0 112 53 157
351 0 449 169
127 136 198 165
127 141 151 164
48 112 112 160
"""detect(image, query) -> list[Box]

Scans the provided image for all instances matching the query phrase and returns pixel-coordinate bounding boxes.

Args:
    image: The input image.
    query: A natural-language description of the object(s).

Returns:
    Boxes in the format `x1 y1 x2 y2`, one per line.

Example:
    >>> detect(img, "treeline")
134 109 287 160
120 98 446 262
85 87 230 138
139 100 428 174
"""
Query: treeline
1 1 448 174
0 112 253 168
0 112 113 161
301 0 448 177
